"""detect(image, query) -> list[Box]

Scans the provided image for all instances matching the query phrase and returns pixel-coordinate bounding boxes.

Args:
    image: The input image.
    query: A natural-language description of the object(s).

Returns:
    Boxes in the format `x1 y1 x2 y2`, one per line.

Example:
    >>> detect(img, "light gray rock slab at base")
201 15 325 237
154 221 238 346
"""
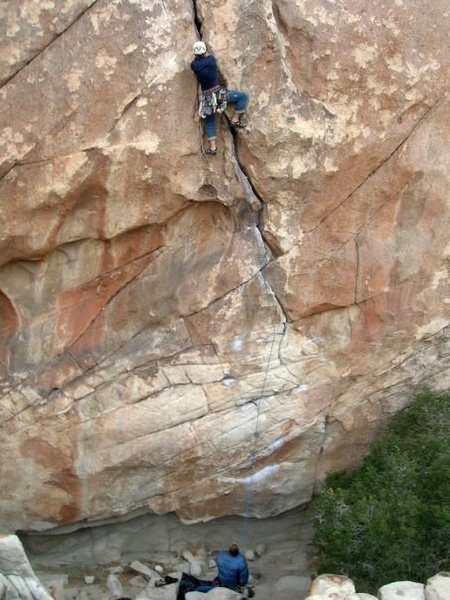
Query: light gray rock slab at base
425 572 450 600
189 559 204 577
10 576 34 597
357 594 377 599
109 565 124 575
6 575 52 599
0 535 36 578
378 581 425 600
186 593 205 600
203 588 242 599
130 560 162 580
106 572 124 597
0 535 54 599
183 550 195 563
310 574 358 598
0 576 19 600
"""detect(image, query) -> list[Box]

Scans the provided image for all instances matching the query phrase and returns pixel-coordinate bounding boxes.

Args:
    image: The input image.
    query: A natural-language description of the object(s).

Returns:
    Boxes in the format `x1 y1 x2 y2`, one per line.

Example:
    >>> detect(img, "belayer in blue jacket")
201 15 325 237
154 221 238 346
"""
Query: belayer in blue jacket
190 41 249 156
217 542 249 588
193 542 251 595
195 542 254 598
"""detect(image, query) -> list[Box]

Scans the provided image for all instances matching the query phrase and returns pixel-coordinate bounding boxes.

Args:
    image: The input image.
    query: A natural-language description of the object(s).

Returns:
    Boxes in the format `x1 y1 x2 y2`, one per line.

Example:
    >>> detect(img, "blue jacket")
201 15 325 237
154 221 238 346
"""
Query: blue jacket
190 55 220 90
216 551 249 588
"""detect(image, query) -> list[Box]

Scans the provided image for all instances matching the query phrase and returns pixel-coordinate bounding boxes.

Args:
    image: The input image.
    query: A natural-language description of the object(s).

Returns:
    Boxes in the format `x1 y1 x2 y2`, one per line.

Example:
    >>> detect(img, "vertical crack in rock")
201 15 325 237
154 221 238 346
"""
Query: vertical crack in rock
226 121 291 324
191 0 208 149
190 3 282 324
319 415 329 455
227 122 264 213
263 272 290 324
0 0 101 90
192 0 203 37
354 236 360 304
312 413 330 491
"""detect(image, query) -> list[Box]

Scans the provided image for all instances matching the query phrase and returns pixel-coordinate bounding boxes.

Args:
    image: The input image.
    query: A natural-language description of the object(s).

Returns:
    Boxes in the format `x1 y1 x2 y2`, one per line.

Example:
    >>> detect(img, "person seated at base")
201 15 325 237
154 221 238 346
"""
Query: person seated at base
194 542 253 596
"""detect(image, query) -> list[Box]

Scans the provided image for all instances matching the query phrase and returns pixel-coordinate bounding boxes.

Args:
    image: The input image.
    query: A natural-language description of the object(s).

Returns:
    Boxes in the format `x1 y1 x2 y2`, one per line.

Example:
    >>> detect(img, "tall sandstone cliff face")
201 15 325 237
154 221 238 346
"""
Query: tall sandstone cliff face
0 0 449 532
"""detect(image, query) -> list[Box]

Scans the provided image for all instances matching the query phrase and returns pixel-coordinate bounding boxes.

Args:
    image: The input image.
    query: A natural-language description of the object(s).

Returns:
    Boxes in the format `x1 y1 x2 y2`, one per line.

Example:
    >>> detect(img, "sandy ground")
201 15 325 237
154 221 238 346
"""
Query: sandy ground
23 507 315 600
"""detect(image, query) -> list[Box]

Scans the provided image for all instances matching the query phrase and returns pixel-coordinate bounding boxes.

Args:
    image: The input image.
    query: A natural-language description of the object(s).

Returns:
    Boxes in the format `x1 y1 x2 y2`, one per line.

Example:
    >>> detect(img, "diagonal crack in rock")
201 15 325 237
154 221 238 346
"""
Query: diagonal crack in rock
190 0 290 325
192 0 203 37
0 0 101 91
309 97 443 235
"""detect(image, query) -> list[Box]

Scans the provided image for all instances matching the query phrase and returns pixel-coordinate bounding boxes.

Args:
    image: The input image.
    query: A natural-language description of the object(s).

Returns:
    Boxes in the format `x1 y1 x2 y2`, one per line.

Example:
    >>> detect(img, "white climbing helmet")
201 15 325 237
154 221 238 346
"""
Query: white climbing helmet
193 41 207 55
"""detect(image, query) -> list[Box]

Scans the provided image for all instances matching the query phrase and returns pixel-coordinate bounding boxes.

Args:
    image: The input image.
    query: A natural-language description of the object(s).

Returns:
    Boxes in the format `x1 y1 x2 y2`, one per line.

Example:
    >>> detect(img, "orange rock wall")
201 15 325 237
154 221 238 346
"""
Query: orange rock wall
0 0 449 531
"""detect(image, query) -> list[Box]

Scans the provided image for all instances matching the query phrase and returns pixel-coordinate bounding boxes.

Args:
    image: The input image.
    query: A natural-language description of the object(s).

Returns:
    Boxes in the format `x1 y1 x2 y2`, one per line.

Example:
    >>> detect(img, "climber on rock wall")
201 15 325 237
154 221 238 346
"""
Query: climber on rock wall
190 41 249 156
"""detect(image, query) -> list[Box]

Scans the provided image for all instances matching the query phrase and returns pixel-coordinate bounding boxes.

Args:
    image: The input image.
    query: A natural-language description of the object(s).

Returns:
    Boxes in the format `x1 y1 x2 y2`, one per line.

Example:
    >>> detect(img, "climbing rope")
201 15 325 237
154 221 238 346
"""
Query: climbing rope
241 307 280 549
235 169 283 550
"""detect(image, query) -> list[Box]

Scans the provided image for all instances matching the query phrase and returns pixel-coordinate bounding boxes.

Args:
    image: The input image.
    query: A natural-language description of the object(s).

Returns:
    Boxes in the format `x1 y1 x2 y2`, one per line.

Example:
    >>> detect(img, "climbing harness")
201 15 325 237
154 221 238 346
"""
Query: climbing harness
199 86 228 119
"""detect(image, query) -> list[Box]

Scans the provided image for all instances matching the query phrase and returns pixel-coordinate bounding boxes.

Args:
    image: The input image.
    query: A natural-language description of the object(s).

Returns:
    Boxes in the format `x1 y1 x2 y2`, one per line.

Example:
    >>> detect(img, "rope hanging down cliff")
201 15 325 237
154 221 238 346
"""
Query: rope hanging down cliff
236 194 284 548
241 302 281 548
190 32 282 546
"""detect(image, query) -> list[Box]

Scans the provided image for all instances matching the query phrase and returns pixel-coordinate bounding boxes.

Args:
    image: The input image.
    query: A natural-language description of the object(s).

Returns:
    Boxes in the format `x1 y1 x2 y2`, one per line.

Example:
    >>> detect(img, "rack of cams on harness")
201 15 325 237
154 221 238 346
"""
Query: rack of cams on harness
198 84 228 119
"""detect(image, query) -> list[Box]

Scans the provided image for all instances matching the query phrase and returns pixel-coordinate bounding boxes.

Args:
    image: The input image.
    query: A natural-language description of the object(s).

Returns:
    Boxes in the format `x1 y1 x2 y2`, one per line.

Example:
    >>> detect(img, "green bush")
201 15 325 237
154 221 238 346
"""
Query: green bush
313 389 450 593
